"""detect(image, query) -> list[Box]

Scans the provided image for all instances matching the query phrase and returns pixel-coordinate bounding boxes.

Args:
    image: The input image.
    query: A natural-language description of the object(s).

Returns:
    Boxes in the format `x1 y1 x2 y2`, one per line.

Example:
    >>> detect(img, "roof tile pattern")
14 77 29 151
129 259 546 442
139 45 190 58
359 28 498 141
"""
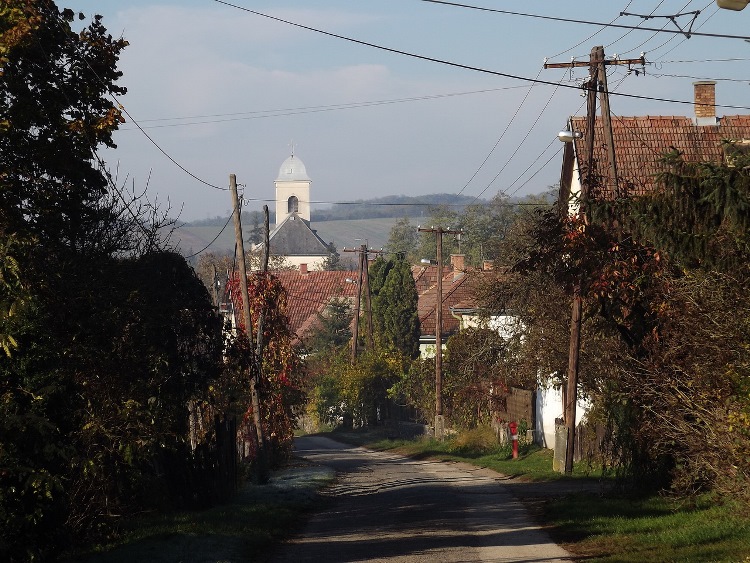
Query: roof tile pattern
417 267 484 337
570 115 750 200
270 270 357 340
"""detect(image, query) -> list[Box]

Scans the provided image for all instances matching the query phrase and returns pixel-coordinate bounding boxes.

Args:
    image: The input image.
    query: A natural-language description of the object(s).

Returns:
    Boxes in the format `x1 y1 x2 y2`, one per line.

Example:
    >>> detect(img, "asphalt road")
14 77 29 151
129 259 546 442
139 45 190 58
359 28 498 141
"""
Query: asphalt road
271 435 572 563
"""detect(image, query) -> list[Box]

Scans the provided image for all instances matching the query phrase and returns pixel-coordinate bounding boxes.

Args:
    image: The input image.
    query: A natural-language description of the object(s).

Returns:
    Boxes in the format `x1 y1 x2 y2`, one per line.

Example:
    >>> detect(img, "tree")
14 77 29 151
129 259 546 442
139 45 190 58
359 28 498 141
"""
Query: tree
1 2 128 256
226 272 307 466
305 297 353 353
0 5 224 558
385 217 418 261
372 256 420 359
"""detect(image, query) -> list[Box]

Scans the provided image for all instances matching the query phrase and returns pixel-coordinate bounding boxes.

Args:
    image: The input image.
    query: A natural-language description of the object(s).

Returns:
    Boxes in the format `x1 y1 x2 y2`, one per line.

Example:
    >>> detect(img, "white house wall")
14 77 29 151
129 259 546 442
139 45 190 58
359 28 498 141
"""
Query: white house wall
534 380 590 449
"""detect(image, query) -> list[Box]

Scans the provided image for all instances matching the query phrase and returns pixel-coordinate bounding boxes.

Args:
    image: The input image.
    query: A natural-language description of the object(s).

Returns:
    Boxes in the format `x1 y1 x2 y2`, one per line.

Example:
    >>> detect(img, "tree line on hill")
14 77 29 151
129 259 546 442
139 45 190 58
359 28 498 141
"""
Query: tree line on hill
184 194 492 228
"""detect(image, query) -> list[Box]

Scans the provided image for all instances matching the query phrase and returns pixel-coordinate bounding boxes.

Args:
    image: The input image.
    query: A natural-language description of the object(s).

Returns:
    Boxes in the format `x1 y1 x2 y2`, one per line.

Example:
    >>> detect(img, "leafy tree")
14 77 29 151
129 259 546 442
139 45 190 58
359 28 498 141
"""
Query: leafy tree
372 256 420 359
385 217 418 261
1 2 128 255
320 242 346 271
0 4 226 558
226 272 306 466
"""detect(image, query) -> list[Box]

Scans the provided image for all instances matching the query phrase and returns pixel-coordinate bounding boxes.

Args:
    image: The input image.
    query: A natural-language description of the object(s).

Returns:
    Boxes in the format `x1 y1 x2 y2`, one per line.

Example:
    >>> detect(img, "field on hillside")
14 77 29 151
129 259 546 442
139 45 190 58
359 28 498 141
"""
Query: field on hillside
174 217 420 259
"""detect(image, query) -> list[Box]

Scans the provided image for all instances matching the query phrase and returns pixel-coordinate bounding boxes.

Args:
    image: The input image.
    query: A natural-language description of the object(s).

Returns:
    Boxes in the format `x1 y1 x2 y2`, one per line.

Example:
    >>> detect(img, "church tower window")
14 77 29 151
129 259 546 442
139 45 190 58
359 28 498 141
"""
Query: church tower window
288 195 299 214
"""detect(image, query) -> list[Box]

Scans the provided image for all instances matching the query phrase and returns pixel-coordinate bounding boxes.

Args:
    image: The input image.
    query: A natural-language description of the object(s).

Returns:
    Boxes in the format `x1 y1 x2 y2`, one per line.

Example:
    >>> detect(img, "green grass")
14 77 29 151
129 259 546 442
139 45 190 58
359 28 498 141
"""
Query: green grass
328 426 598 481
63 464 333 563
329 426 750 562
546 494 750 562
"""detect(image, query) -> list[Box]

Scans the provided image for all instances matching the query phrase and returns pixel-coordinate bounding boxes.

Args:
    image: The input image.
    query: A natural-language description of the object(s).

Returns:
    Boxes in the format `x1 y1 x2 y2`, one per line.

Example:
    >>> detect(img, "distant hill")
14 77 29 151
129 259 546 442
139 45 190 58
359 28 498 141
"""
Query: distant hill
312 193 479 222
180 193 481 229
173 216 421 258
173 192 547 260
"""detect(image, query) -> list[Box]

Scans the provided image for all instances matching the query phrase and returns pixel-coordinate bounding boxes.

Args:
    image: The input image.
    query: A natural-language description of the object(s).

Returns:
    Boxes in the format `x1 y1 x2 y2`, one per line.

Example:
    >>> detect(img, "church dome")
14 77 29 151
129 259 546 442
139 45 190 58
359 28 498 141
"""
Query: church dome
276 155 311 182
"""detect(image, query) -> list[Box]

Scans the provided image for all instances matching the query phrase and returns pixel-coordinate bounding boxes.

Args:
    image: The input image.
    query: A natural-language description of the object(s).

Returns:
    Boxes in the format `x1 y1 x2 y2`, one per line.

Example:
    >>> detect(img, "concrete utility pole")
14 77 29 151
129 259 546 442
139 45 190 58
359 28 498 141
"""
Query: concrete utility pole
418 226 461 440
229 175 269 482
544 46 640 473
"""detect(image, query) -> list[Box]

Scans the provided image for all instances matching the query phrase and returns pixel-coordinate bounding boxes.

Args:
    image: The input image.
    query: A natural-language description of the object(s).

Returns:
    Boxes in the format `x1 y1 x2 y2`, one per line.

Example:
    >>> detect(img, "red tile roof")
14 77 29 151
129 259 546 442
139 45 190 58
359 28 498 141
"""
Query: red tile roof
417 268 485 337
262 266 494 343
569 115 750 200
270 270 358 340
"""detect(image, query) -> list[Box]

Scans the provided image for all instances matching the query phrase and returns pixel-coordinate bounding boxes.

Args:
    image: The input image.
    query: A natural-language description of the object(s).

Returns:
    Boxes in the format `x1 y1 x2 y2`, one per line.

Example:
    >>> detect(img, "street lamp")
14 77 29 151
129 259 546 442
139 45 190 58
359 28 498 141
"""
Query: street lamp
717 0 748 10
558 130 582 143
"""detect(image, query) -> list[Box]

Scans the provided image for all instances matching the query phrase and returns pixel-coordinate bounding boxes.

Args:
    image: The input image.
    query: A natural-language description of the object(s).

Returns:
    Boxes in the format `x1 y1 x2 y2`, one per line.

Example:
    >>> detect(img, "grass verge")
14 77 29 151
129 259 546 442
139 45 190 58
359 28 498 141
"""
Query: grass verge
328 426 750 562
63 462 333 563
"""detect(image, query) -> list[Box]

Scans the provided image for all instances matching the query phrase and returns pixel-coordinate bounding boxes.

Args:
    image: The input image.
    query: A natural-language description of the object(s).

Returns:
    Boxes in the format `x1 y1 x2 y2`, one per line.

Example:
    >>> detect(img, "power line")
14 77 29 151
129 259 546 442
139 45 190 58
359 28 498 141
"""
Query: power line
53 14 227 192
648 4 720 60
118 86 530 131
239 196 547 208
470 70 568 202
648 71 749 83
452 67 546 201
183 213 234 258
654 57 750 63
211 0 750 112
417 0 750 40
548 1 634 59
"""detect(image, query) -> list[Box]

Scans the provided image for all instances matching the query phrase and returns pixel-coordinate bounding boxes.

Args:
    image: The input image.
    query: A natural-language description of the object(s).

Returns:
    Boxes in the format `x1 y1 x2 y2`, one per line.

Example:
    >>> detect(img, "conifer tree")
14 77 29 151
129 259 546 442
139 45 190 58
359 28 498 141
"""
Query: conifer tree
372 256 420 359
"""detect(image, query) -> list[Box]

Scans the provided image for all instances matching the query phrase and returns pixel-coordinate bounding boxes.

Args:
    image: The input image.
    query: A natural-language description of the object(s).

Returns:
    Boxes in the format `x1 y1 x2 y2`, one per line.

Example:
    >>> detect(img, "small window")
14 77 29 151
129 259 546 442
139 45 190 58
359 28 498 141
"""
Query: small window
288 195 299 213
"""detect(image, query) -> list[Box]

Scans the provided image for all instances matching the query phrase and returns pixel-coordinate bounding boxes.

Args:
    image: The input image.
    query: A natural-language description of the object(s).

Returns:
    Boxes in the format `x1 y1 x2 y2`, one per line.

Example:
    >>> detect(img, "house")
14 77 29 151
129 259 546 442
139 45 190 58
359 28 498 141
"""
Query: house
560 81 750 209
270 267 358 343
549 81 750 450
254 152 333 271
414 254 474 359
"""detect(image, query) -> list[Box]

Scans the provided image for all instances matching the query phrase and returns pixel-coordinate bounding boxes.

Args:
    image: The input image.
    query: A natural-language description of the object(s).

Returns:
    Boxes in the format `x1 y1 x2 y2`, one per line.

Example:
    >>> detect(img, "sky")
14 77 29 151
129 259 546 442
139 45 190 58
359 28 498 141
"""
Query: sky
66 0 749 222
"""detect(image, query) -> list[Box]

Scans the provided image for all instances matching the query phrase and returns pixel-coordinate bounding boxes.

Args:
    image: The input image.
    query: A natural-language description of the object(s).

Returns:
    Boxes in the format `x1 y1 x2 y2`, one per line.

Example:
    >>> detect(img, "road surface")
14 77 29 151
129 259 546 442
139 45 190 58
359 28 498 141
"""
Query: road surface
271 435 572 563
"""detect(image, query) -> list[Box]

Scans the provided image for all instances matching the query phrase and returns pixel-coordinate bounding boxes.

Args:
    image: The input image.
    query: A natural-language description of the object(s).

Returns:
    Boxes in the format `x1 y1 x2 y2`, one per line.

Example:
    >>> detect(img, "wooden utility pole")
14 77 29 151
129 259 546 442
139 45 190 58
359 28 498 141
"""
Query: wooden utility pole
229 175 268 482
418 226 461 440
545 46 641 197
344 244 381 362
544 47 640 473
348 248 365 363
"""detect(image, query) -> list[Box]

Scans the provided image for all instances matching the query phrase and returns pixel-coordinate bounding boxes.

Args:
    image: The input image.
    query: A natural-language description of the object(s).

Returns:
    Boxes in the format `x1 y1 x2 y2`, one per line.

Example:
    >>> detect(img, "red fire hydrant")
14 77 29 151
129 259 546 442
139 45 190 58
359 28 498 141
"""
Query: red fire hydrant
509 421 519 459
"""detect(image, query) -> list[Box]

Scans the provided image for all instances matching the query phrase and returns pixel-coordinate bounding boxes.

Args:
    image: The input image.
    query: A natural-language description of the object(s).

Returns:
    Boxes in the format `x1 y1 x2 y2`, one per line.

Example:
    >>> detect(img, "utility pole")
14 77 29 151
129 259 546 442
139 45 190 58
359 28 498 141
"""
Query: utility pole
346 248 365 363
343 244 382 362
229 175 268 482
418 226 461 440
544 47 641 473
545 46 641 198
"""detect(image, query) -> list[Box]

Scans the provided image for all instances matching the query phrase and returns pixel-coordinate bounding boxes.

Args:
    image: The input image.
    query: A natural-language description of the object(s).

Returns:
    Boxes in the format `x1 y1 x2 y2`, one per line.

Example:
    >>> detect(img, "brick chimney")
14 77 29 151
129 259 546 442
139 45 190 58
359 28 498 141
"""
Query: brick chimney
450 254 465 281
693 81 718 126
299 263 307 274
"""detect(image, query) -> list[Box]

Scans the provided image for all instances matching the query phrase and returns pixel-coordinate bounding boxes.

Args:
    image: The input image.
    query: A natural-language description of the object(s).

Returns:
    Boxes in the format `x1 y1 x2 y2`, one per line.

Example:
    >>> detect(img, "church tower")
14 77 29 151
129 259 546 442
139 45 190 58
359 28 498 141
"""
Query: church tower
274 151 311 227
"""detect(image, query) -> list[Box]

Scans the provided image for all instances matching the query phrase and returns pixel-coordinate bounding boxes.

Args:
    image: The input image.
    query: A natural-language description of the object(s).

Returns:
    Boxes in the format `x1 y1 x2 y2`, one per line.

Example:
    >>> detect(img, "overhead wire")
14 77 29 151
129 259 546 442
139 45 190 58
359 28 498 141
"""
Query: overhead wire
649 4 720 60
415 0 749 40
210 0 750 112
548 1 634 60
183 212 235 258
452 67 545 201
122 86 529 130
604 0 665 55
53 14 228 191
469 69 569 203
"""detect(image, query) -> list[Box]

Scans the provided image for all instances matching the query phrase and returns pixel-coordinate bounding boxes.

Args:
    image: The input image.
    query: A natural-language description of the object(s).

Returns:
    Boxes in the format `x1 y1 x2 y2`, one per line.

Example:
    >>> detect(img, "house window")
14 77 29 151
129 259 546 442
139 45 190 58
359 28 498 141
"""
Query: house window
288 195 299 213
